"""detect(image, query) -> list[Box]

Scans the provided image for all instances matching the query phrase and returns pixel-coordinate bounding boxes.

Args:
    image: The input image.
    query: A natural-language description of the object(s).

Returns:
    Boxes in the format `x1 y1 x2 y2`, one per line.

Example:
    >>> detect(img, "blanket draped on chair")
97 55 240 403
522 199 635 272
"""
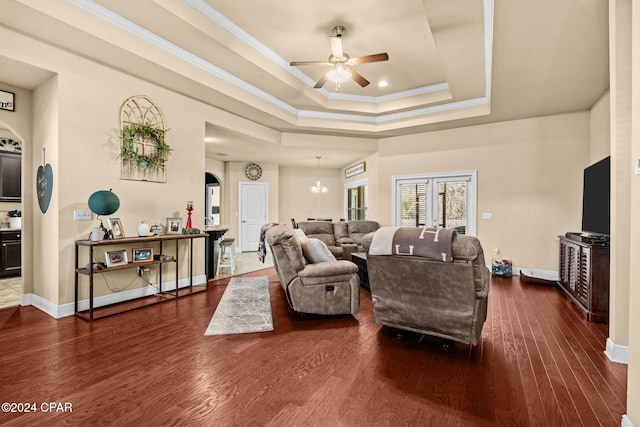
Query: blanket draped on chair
368 227 456 262
257 223 280 262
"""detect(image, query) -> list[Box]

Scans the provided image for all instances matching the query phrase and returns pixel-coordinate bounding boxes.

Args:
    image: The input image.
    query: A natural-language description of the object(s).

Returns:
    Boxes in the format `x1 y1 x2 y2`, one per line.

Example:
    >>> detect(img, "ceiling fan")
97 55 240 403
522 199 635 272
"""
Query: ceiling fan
290 26 389 89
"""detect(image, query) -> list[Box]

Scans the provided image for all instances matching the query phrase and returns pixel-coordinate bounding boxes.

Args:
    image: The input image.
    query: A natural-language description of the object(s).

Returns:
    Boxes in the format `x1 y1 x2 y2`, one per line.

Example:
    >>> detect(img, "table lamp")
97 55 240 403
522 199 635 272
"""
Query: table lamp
88 189 120 240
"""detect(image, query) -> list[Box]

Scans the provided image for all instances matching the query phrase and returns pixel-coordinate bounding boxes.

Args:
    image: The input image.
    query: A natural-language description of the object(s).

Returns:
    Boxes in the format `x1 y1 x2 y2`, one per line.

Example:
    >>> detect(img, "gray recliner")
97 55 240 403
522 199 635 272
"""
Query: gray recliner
363 229 489 345
265 224 360 315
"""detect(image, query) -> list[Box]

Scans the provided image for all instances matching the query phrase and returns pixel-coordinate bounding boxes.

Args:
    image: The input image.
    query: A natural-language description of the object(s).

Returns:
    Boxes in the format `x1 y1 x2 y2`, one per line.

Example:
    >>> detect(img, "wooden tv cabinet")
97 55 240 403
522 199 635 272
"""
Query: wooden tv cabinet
558 236 610 323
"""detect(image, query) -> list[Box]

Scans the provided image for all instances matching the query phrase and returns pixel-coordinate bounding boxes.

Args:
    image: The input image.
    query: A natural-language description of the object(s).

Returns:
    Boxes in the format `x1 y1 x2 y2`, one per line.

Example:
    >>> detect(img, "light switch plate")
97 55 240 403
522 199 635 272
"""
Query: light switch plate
74 210 92 221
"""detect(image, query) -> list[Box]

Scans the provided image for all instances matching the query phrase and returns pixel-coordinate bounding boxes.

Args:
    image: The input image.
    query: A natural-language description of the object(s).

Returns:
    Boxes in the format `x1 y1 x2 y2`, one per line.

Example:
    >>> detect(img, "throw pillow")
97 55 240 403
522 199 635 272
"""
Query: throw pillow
301 238 336 263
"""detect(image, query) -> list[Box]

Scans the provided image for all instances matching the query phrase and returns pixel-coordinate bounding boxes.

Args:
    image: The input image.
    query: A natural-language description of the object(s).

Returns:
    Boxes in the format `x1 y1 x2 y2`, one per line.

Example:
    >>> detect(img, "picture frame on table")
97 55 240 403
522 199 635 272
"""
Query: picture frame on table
105 249 128 268
132 247 153 263
108 218 125 239
166 218 182 235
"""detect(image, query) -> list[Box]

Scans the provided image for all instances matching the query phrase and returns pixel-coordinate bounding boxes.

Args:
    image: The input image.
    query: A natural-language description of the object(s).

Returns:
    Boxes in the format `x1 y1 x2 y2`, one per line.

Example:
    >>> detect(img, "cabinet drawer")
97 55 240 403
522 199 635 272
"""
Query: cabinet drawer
1 231 21 241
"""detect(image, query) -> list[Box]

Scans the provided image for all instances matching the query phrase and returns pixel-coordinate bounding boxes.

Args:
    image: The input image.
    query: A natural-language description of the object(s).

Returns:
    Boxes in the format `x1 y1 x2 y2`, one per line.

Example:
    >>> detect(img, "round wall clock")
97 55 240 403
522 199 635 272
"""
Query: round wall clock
245 163 262 180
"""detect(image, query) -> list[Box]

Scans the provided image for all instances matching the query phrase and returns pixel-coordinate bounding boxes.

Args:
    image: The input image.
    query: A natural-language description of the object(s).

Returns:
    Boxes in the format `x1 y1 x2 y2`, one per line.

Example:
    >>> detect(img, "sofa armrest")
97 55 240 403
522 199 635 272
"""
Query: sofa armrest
360 231 375 252
340 243 359 261
298 260 358 279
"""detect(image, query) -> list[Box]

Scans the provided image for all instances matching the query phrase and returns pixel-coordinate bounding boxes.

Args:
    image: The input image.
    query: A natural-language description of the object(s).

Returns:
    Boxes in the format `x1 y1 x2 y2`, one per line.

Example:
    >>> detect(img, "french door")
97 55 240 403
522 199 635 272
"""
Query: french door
393 172 477 235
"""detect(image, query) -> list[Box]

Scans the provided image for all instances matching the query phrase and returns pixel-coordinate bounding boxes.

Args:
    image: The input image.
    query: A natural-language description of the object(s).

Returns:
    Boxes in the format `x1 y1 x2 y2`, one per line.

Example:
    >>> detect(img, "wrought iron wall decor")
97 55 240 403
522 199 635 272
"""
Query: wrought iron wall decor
0 138 22 153
120 95 170 183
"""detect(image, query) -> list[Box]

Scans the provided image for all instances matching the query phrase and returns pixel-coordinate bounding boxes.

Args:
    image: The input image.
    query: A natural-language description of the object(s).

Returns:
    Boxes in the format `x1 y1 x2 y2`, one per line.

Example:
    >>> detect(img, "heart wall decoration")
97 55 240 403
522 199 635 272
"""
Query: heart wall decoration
37 148 53 213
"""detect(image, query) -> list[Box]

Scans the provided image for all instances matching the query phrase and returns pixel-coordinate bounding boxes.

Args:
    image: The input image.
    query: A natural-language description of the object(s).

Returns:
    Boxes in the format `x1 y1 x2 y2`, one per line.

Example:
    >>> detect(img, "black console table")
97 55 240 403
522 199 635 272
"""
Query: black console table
74 233 207 321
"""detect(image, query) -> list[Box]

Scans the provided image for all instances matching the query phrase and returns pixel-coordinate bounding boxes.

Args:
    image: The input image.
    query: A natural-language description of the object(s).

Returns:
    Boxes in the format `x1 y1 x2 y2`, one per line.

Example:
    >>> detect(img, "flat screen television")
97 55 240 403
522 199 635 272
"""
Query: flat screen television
581 156 610 237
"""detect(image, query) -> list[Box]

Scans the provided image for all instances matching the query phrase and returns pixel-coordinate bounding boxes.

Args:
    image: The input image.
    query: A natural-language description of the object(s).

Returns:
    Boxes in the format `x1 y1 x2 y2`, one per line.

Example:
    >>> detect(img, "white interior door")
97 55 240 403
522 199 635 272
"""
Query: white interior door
239 182 268 252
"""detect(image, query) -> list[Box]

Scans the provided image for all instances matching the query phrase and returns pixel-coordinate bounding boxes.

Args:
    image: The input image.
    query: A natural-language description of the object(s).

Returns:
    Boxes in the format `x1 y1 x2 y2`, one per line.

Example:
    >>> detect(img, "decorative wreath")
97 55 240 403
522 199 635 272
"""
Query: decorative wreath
120 123 171 169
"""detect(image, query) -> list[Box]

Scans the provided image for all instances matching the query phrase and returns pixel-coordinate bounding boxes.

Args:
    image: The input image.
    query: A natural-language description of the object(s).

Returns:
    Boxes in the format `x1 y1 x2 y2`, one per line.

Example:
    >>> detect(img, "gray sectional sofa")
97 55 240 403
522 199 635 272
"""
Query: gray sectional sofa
296 220 379 260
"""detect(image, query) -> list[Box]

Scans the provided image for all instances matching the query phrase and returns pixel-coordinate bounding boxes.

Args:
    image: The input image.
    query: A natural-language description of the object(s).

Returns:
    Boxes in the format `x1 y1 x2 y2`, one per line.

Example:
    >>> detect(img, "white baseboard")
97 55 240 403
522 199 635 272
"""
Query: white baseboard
24 293 63 318
605 338 629 365
622 414 636 427
23 274 207 319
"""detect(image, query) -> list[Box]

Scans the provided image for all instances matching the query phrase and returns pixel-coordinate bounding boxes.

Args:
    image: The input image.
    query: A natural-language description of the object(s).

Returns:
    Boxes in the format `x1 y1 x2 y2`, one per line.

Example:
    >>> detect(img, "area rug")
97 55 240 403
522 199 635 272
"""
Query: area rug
204 276 273 335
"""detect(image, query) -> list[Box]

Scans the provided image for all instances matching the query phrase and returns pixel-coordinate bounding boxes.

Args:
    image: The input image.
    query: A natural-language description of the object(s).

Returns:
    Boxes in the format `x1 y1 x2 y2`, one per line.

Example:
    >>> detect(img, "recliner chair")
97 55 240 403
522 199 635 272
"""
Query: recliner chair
265 224 360 315
363 229 490 345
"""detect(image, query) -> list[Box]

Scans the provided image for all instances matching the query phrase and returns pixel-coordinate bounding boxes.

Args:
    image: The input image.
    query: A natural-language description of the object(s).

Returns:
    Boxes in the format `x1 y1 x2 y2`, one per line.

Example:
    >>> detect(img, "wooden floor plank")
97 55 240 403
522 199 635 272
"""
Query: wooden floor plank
0 270 627 426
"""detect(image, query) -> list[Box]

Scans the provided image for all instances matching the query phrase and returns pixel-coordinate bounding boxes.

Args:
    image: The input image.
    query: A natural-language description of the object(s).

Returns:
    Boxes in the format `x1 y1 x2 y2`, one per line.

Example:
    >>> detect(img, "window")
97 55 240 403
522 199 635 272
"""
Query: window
393 171 477 235
399 181 427 227
344 178 368 221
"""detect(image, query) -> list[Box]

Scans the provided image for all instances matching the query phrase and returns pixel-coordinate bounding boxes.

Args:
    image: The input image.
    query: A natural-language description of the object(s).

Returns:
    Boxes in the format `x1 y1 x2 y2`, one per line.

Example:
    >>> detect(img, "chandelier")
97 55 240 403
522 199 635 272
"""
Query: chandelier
311 156 328 193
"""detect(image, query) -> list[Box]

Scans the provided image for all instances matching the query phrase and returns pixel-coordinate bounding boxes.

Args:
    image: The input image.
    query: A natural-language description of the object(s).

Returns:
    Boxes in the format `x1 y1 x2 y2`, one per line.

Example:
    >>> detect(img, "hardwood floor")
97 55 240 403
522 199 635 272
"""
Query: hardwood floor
0 269 627 426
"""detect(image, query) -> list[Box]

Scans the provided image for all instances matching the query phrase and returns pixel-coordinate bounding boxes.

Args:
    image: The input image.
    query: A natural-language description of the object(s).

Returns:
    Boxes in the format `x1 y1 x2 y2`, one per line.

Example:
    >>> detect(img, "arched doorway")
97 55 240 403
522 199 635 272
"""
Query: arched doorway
0 124 23 309
205 172 220 227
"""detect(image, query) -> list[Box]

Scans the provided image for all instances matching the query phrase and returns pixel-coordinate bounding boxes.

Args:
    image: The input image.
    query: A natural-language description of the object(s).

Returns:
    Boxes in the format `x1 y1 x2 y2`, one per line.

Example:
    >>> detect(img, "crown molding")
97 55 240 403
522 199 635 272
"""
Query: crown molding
65 0 494 131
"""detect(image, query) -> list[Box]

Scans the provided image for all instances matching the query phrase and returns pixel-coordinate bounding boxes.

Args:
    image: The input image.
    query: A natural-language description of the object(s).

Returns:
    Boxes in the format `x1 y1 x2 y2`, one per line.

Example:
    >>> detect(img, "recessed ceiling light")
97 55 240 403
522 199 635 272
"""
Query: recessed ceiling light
378 80 388 87
204 136 218 142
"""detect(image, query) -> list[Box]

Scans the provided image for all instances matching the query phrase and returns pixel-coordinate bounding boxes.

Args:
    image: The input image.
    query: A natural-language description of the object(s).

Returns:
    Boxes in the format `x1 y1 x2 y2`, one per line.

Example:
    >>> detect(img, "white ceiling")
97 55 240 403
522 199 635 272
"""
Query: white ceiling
0 0 609 168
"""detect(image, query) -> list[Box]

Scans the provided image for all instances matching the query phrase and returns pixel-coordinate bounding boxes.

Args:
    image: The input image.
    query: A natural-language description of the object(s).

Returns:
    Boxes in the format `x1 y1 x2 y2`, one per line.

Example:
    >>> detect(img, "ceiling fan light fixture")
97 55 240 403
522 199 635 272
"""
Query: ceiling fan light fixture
290 25 388 89
327 65 351 83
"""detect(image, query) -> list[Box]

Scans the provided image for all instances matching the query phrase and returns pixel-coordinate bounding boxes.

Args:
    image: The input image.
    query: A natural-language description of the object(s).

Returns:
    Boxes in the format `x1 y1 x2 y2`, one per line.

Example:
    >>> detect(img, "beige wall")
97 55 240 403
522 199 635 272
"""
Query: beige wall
610 0 633 362
626 0 640 421
279 166 343 224
375 112 589 271
32 76 59 304
590 91 611 163
51 59 211 303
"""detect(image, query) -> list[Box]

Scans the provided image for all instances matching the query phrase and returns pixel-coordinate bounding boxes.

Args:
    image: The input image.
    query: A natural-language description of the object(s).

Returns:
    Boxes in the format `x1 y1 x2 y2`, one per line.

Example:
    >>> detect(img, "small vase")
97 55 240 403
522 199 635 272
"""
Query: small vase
90 227 102 241
137 221 151 237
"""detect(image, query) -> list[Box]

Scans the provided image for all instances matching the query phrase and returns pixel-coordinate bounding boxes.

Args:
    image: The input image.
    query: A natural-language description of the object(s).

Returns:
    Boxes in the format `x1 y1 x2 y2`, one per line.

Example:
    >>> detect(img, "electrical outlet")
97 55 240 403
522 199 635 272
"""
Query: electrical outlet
74 210 92 221
482 212 493 219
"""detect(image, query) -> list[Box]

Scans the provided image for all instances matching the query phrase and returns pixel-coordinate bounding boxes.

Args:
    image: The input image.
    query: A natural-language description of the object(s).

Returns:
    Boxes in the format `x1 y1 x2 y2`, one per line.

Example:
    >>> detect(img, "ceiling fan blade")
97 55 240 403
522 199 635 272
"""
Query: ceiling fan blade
348 69 370 87
290 60 329 67
350 52 389 65
329 36 343 58
313 73 330 89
